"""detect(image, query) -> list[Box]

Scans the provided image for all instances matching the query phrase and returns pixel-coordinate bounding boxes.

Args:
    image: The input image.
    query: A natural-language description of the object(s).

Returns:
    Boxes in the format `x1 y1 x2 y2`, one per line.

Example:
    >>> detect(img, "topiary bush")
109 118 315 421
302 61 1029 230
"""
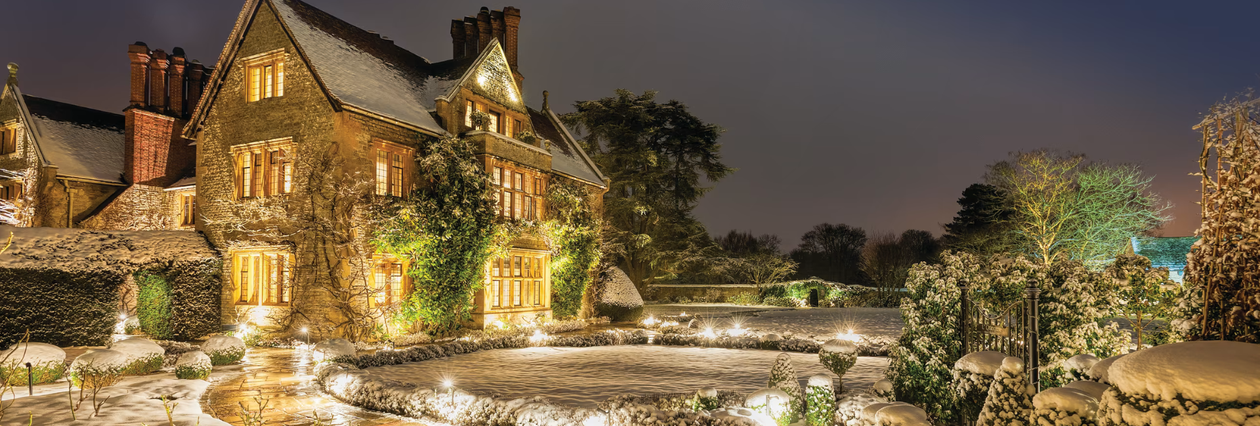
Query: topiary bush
819 339 858 382
767 353 804 422
804 375 836 426
174 351 212 380
202 335 246 366
0 343 66 386
135 270 173 340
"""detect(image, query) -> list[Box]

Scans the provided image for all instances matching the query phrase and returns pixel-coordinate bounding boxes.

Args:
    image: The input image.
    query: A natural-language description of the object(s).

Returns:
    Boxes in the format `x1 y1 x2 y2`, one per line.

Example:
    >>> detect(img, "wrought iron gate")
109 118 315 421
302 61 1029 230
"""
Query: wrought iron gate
959 279 1042 391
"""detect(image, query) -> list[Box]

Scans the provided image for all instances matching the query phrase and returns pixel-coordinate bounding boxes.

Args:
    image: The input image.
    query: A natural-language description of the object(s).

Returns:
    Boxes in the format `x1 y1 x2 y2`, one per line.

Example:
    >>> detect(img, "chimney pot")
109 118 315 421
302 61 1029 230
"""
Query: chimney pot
451 20 467 59
464 18 479 57
128 43 152 107
148 49 169 111
6 63 17 87
542 90 549 111
477 9 492 53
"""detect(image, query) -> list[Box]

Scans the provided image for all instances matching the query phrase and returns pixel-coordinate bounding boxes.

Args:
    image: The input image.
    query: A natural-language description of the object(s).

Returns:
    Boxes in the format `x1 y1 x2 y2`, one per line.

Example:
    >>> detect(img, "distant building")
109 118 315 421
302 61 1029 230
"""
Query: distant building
1128 236 1199 283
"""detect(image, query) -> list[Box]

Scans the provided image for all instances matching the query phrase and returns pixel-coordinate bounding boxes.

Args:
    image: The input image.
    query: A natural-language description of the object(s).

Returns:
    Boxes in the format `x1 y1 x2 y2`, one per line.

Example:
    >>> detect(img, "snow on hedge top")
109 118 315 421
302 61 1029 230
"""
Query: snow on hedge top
109 338 164 361
1033 387 1098 416
598 266 643 308
1110 341 1260 403
313 338 356 361
0 225 216 270
875 403 930 426
955 351 1008 376
1087 354 1124 384
822 339 858 354
1065 380 1110 400
1 342 65 368
202 336 245 354
176 351 211 369
1063 354 1100 373
71 349 129 371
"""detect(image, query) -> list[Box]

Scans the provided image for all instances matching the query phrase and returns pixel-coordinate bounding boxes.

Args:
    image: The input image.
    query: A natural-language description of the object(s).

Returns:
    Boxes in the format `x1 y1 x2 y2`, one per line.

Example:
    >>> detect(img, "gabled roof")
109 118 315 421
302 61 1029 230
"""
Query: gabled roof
1131 236 1199 268
529 106 607 188
434 40 526 114
22 95 125 184
189 0 464 137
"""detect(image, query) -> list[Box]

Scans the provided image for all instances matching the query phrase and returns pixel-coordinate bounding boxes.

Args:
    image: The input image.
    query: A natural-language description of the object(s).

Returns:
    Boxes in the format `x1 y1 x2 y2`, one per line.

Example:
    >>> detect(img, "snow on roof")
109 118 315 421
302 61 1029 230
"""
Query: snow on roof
0 225 217 271
1109 341 1260 404
22 95 125 183
271 0 447 135
529 107 605 187
166 175 197 190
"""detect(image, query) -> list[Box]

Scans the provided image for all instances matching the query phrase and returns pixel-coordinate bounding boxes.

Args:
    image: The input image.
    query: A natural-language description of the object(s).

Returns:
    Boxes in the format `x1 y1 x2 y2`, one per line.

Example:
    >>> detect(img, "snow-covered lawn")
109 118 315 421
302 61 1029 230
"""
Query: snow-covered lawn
644 305 904 341
1 368 234 425
361 345 889 408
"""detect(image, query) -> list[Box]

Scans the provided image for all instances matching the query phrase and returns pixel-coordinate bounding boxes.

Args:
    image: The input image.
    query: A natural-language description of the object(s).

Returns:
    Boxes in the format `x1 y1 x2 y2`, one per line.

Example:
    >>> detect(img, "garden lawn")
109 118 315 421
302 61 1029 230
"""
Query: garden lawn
360 345 890 408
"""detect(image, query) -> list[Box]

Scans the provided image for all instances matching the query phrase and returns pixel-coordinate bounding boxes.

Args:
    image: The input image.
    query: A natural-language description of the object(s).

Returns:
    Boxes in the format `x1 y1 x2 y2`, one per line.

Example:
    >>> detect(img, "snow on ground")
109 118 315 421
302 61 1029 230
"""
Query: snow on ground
361 345 889 408
1 369 234 425
644 305 904 341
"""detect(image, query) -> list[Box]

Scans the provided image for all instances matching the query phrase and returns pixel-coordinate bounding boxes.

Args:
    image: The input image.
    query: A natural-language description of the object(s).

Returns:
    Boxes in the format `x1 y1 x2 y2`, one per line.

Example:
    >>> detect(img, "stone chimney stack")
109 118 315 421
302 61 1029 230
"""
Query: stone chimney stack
187 61 205 114
168 48 186 117
148 49 169 111
128 42 150 108
451 20 467 60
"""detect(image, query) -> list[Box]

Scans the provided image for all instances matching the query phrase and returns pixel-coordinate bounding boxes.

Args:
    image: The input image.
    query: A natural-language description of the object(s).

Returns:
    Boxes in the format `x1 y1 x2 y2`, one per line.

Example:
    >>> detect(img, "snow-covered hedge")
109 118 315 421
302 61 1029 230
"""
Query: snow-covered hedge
805 375 837 426
1096 341 1260 425
767 353 804 422
1032 386 1099 426
0 342 65 385
0 267 126 347
108 337 165 375
654 332 890 356
977 357 1034 426
952 351 1006 424
600 388 745 412
68 349 127 388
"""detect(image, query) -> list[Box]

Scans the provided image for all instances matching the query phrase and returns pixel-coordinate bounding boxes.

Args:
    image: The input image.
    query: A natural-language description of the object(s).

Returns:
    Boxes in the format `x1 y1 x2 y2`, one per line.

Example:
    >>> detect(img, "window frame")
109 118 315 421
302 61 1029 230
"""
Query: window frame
233 138 294 199
486 250 549 312
373 139 414 197
245 51 285 102
232 248 293 306
0 126 16 155
179 193 196 227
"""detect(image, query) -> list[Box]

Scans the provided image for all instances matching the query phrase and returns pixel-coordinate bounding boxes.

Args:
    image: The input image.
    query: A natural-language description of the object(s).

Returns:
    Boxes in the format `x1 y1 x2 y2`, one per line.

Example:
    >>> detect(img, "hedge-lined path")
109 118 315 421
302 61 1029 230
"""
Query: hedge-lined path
200 347 428 426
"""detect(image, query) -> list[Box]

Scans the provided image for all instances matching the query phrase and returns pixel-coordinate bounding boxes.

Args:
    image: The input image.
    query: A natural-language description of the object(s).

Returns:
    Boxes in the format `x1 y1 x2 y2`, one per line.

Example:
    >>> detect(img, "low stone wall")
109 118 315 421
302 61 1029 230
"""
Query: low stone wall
646 284 760 302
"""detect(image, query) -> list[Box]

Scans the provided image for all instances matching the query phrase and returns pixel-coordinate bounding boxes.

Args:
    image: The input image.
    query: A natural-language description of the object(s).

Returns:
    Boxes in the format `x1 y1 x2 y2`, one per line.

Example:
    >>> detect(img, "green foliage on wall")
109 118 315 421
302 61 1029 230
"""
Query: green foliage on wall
373 136 497 335
0 268 124 347
136 270 173 340
544 179 601 318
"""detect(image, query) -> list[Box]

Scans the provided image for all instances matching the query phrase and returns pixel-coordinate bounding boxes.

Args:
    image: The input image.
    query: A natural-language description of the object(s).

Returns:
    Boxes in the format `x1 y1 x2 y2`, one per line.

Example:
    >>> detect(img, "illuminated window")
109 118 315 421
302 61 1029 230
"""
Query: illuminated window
247 53 284 102
488 111 501 134
0 128 15 155
233 250 291 305
513 280 522 306
374 140 413 197
180 194 196 226
0 181 21 202
372 260 406 307
465 100 476 128
234 139 294 199
534 279 542 306
488 164 545 220
513 119 523 138
487 252 547 311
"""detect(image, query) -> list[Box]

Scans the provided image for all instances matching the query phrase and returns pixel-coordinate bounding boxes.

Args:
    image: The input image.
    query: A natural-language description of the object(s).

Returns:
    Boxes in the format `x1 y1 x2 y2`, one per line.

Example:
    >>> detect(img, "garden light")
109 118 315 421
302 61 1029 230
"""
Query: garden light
837 328 861 342
727 326 747 337
701 327 717 339
530 330 549 344
642 315 658 327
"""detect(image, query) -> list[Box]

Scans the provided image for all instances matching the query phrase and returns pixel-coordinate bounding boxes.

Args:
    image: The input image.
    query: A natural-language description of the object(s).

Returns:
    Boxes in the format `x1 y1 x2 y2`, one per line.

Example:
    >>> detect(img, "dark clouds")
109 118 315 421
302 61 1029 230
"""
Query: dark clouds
5 0 1257 246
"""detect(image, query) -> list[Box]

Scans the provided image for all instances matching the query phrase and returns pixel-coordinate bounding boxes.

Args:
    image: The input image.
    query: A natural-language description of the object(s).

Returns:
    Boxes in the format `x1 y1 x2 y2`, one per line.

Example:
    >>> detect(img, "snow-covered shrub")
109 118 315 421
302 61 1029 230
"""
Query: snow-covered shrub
108 337 165 374
874 403 931 426
0 267 126 347
314 338 357 362
121 316 141 335
1058 354 1099 383
0 342 65 385
835 390 884 425
1031 387 1098 426
872 379 894 400
592 266 644 322
759 333 783 350
1085 354 1123 384
1064 380 1109 401
202 335 246 365
977 357 1034 426
819 339 858 383
952 351 1006 423
1096 341 1260 426
805 375 836 426
174 350 212 380
68 349 127 388
766 353 803 421
392 332 430 347
746 388 794 426
154 340 199 368
691 387 721 411
887 251 971 423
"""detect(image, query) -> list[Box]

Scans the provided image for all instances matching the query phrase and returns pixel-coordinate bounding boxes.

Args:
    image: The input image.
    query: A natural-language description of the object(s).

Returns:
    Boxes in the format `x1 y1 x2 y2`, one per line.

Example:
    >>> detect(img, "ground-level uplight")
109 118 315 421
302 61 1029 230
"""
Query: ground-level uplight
701 327 717 339
836 328 861 342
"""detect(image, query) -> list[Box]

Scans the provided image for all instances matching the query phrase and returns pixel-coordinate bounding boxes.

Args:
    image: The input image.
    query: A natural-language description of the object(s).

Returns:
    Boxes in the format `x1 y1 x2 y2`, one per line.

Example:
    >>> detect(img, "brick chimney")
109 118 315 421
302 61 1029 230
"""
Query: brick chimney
128 42 150 108
148 50 169 112
187 60 205 114
169 48 186 117
477 8 492 53
451 20 467 60
463 17 479 58
503 7 520 71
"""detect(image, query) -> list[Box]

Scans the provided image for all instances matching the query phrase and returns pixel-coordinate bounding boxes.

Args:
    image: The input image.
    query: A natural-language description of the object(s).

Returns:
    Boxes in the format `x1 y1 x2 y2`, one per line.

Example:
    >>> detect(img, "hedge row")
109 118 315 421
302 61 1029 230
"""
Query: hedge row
0 267 125 347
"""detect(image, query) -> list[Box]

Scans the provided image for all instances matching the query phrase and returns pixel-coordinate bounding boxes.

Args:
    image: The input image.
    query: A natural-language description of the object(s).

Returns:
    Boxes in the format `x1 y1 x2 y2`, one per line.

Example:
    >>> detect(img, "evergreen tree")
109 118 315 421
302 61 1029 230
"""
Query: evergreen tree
563 90 732 290
941 183 1016 256
767 353 804 421
978 357 1034 426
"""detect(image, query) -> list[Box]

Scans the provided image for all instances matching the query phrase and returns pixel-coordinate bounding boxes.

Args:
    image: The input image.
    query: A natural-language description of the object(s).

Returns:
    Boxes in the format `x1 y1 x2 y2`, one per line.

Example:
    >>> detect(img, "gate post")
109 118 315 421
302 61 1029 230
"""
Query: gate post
1024 278 1041 392
958 278 969 355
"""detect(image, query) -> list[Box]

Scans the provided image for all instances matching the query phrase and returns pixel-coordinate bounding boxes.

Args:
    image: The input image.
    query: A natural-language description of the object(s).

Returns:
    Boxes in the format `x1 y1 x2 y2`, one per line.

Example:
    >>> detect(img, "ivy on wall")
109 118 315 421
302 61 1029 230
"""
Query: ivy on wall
135 270 173 340
373 136 498 335
543 179 601 318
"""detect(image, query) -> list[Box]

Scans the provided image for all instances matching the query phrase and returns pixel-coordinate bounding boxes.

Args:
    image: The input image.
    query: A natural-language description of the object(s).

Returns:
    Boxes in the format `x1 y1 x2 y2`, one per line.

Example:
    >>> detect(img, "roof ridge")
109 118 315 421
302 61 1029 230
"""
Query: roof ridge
22 94 125 130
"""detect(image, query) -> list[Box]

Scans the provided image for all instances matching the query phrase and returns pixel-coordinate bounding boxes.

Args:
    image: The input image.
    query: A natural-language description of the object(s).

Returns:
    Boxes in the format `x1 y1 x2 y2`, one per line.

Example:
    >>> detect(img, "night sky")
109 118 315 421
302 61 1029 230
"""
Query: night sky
6 0 1259 247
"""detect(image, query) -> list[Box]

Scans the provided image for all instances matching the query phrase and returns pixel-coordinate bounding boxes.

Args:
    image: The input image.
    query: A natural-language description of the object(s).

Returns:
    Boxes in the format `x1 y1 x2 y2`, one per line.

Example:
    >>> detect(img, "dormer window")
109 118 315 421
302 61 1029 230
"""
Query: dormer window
246 52 284 102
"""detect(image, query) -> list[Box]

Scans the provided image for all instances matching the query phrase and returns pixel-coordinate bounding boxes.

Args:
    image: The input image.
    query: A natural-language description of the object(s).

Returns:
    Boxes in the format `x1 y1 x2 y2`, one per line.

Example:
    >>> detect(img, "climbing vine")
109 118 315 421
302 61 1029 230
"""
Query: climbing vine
135 270 173 340
543 179 601 318
373 136 497 335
